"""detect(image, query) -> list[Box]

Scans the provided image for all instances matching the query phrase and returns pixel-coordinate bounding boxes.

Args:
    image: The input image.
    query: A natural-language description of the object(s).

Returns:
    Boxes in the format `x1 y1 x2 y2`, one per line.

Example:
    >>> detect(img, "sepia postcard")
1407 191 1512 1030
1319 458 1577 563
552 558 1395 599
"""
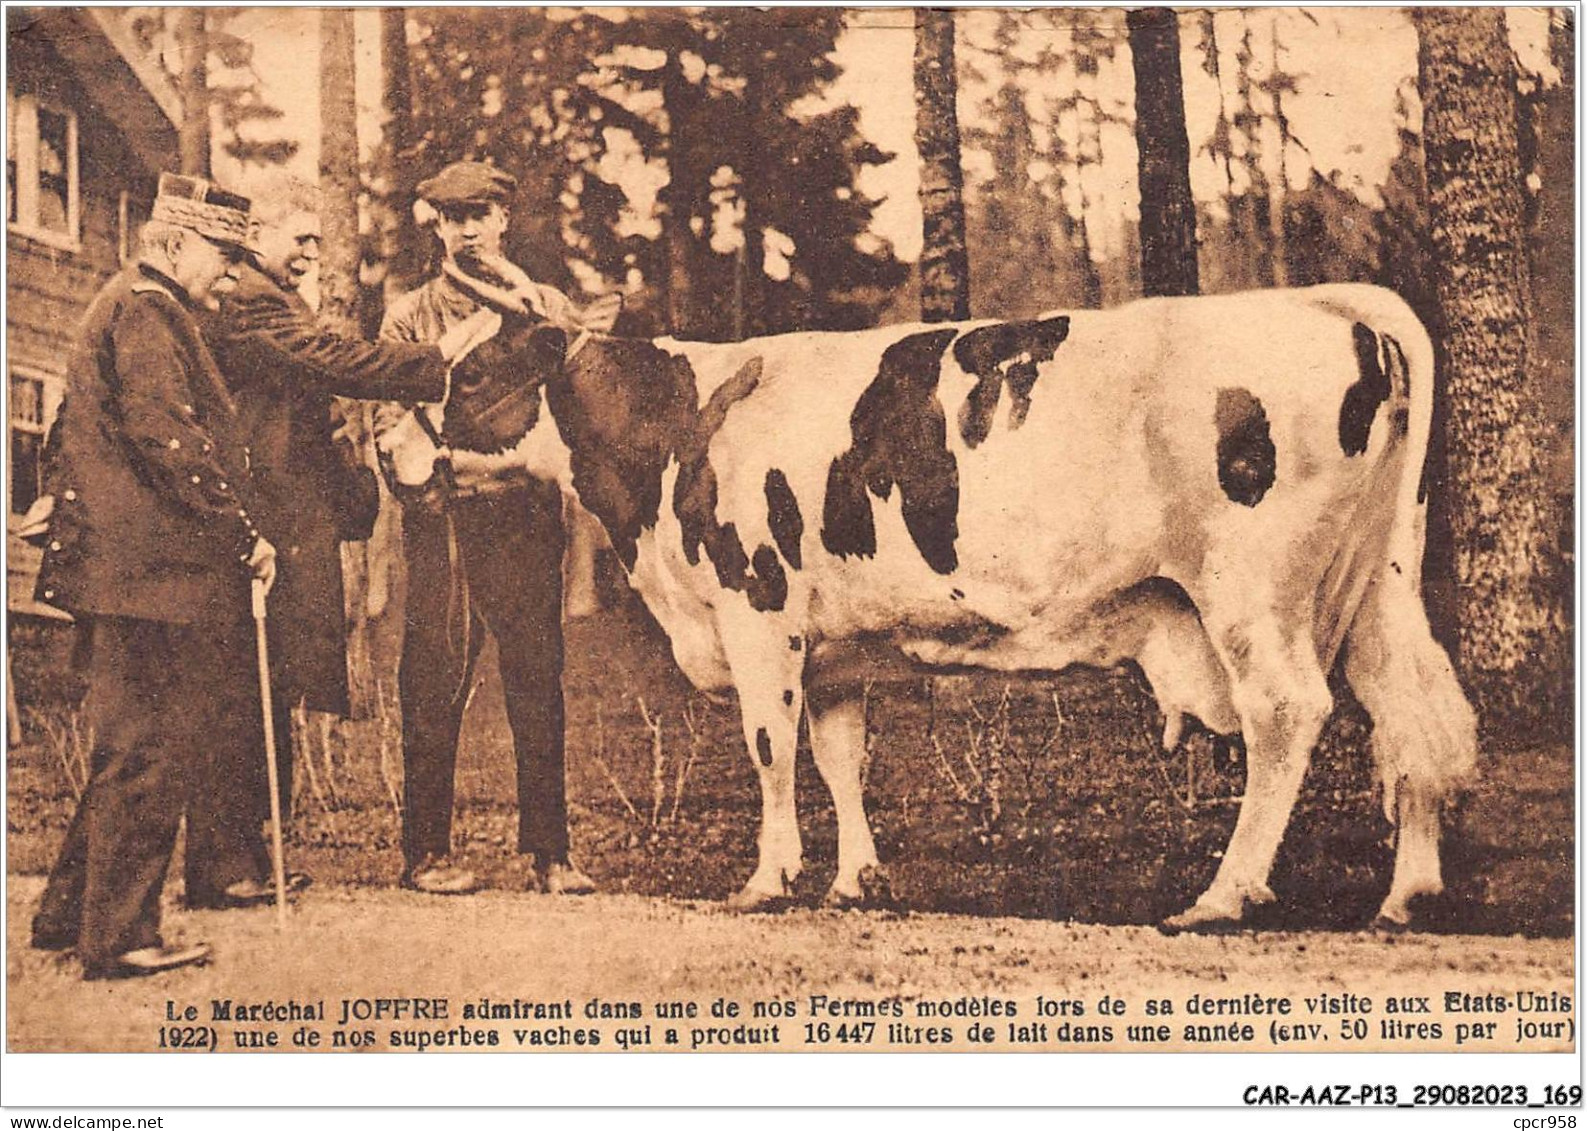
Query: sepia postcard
2 3 1576 1117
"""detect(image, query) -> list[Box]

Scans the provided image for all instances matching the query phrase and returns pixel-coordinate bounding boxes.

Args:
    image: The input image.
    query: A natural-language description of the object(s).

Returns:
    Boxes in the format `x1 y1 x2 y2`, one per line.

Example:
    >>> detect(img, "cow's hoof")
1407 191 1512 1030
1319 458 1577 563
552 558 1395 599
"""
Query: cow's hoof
1159 907 1240 936
1160 887 1272 935
821 865 894 911
1372 890 1442 934
725 878 796 913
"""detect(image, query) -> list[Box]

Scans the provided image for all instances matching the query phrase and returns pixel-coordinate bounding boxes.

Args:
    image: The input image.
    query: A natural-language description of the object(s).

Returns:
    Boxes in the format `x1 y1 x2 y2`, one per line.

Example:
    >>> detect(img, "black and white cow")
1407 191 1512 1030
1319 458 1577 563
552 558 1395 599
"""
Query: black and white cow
439 283 1477 931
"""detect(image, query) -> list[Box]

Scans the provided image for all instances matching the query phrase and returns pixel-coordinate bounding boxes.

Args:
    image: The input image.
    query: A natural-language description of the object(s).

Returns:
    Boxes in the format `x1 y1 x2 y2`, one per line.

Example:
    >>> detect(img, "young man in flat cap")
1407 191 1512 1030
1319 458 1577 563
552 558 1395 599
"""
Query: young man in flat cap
188 173 499 909
374 160 595 897
29 174 272 978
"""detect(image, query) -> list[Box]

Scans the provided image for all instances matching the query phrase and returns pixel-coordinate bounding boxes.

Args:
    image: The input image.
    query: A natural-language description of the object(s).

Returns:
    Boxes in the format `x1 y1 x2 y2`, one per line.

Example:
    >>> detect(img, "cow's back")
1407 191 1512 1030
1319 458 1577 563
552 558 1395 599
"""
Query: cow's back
640 289 1419 678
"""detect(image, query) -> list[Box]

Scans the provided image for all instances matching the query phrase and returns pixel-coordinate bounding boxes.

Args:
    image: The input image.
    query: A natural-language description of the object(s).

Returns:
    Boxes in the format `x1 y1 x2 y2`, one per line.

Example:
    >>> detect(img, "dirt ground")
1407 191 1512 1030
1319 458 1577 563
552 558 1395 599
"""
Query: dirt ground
5 874 1575 1054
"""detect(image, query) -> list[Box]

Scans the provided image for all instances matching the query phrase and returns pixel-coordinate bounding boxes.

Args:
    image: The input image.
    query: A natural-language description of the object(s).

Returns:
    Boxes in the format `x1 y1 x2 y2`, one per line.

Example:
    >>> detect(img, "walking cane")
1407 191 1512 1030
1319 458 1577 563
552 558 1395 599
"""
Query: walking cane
252 577 289 930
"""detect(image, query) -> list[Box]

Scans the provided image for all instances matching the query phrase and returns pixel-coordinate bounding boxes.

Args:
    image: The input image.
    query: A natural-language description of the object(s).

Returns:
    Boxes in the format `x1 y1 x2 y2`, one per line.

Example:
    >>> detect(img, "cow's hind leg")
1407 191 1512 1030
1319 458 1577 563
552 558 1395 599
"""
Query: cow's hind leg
806 684 885 908
719 611 807 911
1165 615 1333 932
1344 570 1478 928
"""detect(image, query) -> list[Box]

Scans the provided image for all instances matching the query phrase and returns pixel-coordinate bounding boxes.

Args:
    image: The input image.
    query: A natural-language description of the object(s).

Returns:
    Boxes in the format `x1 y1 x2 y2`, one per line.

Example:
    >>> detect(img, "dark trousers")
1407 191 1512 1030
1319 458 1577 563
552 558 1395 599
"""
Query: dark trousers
182 687 291 906
399 483 568 870
33 615 254 969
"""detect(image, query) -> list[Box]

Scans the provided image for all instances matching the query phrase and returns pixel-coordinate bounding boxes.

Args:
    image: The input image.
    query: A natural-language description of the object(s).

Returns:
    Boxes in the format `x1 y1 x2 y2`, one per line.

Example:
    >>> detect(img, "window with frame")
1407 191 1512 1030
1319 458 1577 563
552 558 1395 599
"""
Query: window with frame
7 89 79 248
9 371 52 516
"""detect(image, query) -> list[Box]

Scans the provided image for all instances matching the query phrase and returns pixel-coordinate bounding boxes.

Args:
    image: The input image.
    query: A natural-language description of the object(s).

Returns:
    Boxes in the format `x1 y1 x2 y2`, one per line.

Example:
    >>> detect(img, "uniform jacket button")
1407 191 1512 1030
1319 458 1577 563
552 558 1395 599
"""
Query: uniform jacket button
63 490 76 501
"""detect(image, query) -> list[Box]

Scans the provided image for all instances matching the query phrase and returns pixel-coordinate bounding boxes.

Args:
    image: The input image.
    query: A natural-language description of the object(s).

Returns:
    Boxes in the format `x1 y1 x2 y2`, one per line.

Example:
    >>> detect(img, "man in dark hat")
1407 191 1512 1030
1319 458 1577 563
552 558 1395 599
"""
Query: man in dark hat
374 160 595 897
188 172 500 909
29 173 270 978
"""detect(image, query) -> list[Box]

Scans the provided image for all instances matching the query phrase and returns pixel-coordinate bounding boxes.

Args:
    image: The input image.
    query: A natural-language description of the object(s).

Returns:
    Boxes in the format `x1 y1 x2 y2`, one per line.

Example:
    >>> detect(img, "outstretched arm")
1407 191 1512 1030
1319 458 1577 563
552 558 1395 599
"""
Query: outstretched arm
221 285 449 403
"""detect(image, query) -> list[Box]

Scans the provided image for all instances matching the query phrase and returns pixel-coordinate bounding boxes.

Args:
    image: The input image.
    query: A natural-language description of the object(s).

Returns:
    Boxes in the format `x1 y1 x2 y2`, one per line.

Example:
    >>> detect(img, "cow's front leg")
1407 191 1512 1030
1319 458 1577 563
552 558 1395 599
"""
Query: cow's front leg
806 683 885 908
718 610 806 911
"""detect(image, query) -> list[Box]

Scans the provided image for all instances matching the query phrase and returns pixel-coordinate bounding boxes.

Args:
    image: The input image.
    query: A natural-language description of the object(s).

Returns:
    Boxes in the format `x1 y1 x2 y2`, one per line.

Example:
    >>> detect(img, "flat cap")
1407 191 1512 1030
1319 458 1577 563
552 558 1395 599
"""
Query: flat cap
416 161 517 207
150 172 251 246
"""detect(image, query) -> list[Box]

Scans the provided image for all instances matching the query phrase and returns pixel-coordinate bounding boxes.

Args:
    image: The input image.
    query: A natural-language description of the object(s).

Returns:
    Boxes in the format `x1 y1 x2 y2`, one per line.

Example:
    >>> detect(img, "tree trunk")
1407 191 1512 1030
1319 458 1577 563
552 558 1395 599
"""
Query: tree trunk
319 9 378 718
318 9 362 332
660 53 704 336
1127 8 1199 297
1418 7 1566 725
175 9 210 177
738 67 766 341
378 8 422 301
914 7 971 709
914 8 971 322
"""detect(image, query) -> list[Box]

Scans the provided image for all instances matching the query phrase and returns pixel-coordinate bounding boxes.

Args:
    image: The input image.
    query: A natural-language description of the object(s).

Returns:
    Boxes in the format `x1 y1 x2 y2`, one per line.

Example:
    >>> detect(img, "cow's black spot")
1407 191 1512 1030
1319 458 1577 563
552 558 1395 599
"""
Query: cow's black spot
748 545 787 612
1214 388 1276 507
764 468 803 570
542 335 697 570
782 689 794 706
674 358 762 570
951 317 1070 447
820 457 876 561
789 636 802 652
1339 322 1392 456
702 520 749 589
821 328 961 574
755 726 773 767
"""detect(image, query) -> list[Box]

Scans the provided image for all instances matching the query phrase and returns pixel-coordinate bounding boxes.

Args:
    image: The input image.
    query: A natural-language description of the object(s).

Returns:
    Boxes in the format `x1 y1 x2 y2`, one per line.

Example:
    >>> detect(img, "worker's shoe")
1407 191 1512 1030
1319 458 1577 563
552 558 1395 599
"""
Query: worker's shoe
187 871 311 909
401 857 479 896
84 942 211 981
535 860 597 896
220 872 313 907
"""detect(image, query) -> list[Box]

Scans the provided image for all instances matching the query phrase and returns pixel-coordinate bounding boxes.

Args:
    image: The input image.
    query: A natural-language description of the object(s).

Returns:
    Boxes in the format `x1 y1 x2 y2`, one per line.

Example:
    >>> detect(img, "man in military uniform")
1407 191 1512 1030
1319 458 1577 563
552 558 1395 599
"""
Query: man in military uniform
28 174 269 979
375 161 594 897
191 174 496 909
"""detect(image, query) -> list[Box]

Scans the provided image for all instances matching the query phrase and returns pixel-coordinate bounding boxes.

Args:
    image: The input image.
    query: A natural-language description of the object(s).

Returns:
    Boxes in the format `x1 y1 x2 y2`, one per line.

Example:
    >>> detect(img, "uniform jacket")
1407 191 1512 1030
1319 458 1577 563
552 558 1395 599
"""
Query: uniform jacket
37 264 263 625
203 261 447 712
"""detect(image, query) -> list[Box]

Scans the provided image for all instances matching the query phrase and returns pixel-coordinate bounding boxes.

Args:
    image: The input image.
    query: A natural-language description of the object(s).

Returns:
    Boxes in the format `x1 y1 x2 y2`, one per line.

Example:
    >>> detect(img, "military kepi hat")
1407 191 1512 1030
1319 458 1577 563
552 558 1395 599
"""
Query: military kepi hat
417 161 517 207
150 172 251 247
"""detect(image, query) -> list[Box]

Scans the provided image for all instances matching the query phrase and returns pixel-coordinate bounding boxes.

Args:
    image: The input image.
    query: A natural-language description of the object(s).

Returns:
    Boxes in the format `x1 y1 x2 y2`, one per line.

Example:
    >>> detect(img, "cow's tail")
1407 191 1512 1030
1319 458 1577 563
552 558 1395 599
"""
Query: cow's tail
1312 285 1478 821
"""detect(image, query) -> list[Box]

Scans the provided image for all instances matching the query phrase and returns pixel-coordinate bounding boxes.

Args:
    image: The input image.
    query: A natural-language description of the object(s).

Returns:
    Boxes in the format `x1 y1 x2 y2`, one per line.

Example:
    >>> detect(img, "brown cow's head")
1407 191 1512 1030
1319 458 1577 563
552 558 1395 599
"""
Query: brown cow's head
442 315 569 455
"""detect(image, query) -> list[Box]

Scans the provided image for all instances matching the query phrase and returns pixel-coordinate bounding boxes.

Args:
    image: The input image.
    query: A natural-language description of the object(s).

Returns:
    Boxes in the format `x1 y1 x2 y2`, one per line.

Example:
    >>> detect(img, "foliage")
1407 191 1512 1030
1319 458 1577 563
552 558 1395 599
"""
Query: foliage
125 9 299 167
960 10 1133 314
400 9 904 337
